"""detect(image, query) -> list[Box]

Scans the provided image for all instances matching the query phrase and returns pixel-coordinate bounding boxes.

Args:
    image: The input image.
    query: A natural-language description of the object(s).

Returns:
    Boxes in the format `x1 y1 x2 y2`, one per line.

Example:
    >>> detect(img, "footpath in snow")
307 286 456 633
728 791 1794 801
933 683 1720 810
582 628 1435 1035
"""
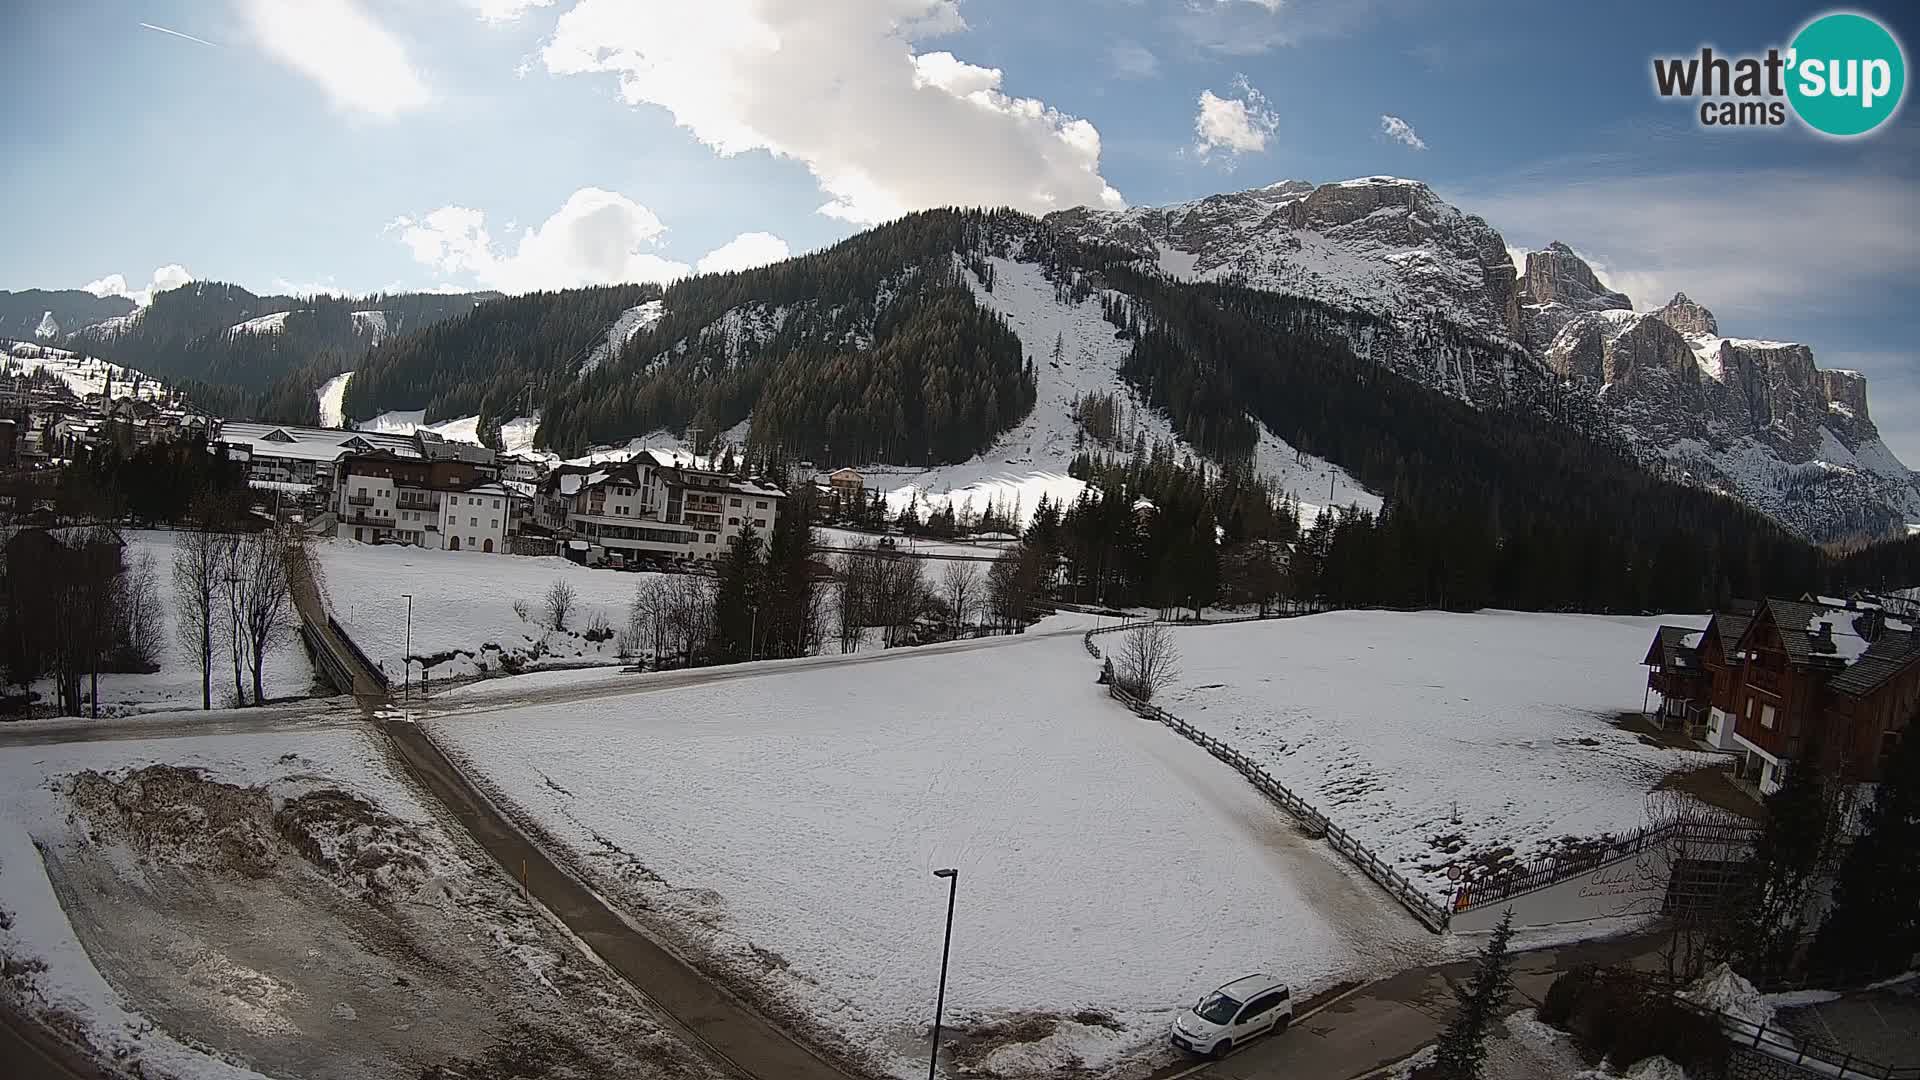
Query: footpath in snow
425 633 1440 1078
1158 610 1719 903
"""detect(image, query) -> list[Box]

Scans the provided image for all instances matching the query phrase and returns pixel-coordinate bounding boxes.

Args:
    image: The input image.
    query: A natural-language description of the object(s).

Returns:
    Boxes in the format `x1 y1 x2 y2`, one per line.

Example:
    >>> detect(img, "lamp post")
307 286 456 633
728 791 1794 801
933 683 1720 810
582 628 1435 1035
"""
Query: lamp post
400 593 413 701
928 867 958 1080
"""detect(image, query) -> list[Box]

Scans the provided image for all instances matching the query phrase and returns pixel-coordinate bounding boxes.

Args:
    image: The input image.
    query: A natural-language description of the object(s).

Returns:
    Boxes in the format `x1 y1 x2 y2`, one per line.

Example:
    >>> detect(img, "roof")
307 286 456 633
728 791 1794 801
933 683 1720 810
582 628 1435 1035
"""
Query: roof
1644 624 1706 669
1827 629 1920 698
1708 612 1754 656
1753 598 1874 667
1215 973 1283 999
219 421 418 463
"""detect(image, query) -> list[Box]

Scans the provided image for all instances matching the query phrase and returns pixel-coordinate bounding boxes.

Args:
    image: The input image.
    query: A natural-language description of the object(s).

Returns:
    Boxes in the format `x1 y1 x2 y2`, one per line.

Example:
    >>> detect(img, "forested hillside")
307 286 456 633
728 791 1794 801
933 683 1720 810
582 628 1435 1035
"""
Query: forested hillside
75 283 491 424
340 284 659 428
0 289 134 339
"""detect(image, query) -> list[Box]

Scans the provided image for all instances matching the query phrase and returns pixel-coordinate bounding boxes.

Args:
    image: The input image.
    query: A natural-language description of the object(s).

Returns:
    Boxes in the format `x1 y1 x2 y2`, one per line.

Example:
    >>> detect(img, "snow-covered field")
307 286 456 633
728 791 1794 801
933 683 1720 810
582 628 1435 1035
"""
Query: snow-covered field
426 633 1438 1077
816 525 1021 560
1159 611 1717 901
317 540 661 682
0 727 719 1079
33 531 317 716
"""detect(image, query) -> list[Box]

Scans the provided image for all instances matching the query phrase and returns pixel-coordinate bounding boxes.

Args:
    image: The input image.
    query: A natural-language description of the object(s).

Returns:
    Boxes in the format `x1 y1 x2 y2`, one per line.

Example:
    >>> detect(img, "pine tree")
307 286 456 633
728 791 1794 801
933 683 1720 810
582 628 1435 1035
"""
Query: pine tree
1428 910 1515 1079
711 524 763 662
1812 724 1920 981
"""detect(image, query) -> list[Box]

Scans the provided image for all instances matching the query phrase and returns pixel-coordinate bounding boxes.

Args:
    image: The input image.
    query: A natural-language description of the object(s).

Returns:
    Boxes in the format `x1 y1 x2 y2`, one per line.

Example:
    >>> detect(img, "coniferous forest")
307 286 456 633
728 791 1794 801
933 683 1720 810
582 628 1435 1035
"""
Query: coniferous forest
26 206 1915 615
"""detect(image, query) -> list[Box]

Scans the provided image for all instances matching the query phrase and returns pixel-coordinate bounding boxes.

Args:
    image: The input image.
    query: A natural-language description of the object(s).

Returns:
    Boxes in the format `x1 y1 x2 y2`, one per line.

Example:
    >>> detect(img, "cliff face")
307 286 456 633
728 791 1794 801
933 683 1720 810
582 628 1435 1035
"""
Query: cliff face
1052 178 1917 540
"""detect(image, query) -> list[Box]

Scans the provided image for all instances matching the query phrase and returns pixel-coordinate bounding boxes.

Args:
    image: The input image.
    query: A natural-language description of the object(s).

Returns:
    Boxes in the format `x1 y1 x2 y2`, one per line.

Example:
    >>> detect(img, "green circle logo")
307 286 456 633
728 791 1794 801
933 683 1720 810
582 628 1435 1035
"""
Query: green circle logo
1787 12 1906 136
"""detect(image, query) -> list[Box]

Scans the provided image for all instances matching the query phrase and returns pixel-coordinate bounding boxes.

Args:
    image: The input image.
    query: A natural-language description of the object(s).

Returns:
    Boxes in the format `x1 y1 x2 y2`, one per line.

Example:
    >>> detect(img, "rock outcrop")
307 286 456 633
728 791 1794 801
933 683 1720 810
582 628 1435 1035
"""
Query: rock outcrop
1047 176 1524 353
1049 177 1919 540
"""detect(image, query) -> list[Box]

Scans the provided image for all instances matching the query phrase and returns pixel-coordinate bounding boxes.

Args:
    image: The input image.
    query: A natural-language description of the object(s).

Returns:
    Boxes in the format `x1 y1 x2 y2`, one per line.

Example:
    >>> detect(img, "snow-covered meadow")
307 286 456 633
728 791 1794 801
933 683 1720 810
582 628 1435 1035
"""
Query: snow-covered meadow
316 540 663 682
1158 610 1717 901
425 633 1438 1077
32 530 318 716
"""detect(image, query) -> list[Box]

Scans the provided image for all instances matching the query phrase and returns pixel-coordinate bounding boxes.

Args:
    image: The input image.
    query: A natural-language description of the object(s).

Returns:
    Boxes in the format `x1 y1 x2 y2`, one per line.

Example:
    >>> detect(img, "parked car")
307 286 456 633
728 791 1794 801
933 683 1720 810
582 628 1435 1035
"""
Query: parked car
1169 974 1293 1057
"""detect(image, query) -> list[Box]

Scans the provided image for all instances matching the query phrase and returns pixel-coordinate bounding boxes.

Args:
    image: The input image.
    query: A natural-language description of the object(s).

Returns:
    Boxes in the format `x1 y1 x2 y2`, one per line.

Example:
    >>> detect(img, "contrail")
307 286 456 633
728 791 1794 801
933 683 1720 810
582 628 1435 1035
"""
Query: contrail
138 22 219 48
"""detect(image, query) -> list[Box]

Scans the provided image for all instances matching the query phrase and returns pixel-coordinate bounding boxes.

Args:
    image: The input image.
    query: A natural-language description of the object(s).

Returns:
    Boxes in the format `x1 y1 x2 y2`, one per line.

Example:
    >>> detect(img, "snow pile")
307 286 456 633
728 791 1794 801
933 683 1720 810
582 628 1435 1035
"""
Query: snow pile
427 633 1436 1076
1679 963 1772 1028
316 541 656 681
1160 610 1718 901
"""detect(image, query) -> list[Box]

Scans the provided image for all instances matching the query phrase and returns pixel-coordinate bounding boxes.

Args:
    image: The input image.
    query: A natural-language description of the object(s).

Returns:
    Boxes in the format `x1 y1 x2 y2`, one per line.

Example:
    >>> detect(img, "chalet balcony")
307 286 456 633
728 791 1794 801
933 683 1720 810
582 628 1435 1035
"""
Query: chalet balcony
347 494 375 507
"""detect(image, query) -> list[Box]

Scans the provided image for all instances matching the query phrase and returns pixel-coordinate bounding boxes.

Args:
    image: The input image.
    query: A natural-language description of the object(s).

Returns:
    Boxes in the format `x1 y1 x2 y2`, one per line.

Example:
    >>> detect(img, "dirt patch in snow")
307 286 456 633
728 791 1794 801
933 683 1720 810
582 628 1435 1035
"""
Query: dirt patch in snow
41 758 724 1080
946 1009 1128 1077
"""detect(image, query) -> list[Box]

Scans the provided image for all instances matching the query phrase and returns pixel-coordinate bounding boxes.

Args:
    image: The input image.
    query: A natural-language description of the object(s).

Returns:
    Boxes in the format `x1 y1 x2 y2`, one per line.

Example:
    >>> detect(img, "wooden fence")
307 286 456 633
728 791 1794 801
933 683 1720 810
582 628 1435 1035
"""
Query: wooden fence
1083 621 1453 932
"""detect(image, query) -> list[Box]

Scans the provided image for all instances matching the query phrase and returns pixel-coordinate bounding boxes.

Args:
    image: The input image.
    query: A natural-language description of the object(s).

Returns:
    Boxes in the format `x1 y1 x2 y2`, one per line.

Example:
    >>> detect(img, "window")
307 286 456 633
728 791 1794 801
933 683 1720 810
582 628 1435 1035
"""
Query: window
728 517 739 526
490 519 498 529
704 534 716 544
468 536 476 548
470 517 478 527
754 518 766 528
357 486 366 497
1761 704 1776 729
492 499 500 509
1240 992 1282 1019
1195 993 1241 1025
756 500 767 509
1745 698 1755 719
730 497 742 507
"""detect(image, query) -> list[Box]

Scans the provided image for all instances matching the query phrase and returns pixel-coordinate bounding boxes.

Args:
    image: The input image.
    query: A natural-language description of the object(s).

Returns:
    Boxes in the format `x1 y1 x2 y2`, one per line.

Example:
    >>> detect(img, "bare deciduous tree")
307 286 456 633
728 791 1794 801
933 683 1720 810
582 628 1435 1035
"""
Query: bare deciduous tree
545 579 578 631
114 551 166 671
235 529 295 706
874 554 926 647
941 561 978 639
662 575 713 667
172 500 227 711
1115 622 1180 702
836 543 880 653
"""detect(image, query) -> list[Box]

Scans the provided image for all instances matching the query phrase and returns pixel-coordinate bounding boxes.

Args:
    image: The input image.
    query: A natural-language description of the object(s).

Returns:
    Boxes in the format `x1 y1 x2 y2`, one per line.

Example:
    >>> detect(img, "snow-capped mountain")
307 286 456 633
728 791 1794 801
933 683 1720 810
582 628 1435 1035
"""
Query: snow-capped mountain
1053 177 1917 541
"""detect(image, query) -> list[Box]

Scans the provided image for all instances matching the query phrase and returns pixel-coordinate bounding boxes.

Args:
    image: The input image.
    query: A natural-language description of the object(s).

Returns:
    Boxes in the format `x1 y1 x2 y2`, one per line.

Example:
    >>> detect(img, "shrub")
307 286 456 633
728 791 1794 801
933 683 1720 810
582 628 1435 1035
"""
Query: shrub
511 599 530 621
1539 965 1596 1027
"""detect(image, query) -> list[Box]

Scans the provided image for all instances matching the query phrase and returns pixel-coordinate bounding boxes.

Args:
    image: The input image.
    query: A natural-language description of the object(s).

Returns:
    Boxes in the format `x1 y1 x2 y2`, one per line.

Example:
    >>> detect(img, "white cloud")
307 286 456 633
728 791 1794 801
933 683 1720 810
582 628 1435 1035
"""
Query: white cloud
1109 41 1159 79
1379 114 1427 150
463 0 554 21
238 0 430 118
83 265 195 307
1194 77 1277 162
539 0 1123 225
696 232 792 275
1464 171 1920 321
389 188 691 293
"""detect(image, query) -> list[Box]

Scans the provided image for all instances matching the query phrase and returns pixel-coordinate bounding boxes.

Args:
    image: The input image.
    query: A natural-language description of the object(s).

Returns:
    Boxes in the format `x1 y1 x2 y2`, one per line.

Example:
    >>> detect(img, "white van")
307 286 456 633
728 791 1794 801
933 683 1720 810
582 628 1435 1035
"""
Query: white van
1169 973 1293 1057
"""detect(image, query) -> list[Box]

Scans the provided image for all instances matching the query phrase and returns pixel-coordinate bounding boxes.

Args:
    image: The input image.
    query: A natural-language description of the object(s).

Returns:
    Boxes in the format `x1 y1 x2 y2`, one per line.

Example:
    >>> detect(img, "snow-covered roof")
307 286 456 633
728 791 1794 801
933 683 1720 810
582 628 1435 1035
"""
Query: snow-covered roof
218 421 419 462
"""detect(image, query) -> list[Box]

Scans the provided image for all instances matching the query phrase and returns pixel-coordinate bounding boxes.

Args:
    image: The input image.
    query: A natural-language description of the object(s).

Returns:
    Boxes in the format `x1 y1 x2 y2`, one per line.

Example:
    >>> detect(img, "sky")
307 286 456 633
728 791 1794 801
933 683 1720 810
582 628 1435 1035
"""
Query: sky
1 0 1916 460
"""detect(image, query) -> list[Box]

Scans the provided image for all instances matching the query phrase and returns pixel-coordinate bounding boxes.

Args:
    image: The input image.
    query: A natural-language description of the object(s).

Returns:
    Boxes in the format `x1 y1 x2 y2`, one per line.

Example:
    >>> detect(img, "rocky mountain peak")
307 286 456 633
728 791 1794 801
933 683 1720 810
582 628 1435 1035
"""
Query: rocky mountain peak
1517 243 1630 310
1653 292 1719 336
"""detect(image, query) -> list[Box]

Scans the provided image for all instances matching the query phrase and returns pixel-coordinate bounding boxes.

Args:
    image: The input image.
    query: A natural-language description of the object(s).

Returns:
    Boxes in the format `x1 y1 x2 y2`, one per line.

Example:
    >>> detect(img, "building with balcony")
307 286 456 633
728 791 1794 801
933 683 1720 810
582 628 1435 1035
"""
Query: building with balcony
1644 596 1917 796
332 447 514 553
536 449 785 566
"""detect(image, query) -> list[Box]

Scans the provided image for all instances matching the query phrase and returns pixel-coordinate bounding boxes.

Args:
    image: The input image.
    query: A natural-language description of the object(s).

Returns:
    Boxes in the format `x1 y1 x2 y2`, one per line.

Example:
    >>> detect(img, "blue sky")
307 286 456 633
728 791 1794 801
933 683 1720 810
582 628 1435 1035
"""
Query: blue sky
2 0 1916 459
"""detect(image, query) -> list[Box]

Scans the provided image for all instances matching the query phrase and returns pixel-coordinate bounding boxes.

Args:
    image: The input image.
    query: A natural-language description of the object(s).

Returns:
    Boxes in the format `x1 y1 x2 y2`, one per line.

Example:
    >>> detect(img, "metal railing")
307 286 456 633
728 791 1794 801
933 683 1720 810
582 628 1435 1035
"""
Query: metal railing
1449 819 1758 912
1676 998 1920 1079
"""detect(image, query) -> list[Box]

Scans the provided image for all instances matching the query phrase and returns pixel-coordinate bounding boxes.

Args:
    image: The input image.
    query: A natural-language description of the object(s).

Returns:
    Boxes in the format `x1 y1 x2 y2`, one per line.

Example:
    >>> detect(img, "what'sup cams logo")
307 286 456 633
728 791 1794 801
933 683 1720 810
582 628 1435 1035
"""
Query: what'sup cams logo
1652 11 1906 136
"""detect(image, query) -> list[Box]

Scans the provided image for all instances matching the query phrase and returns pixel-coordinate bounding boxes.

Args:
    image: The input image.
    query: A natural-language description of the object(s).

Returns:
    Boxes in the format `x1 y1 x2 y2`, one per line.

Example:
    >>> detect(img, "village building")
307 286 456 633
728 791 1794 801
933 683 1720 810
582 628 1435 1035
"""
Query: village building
535 450 785 566
331 442 515 553
216 421 419 492
1642 595 1917 796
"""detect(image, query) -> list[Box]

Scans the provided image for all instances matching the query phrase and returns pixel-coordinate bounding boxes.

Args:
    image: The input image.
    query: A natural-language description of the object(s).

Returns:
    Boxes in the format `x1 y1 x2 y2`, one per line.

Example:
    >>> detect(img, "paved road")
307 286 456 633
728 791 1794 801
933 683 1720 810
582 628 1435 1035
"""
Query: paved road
1167 931 1666 1080
0 999 105 1080
383 719 858 1080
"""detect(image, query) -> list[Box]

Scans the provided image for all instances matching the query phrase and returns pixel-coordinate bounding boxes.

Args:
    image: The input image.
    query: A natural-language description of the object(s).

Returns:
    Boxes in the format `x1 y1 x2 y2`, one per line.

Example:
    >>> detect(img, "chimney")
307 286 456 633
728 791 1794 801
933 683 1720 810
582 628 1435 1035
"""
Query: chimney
1813 621 1835 652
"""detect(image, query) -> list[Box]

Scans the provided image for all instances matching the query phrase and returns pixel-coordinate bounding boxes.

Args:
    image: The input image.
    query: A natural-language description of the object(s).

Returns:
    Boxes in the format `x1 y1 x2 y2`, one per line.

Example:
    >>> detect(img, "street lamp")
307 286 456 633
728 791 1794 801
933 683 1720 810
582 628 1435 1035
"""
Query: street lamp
400 593 413 701
928 867 958 1080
